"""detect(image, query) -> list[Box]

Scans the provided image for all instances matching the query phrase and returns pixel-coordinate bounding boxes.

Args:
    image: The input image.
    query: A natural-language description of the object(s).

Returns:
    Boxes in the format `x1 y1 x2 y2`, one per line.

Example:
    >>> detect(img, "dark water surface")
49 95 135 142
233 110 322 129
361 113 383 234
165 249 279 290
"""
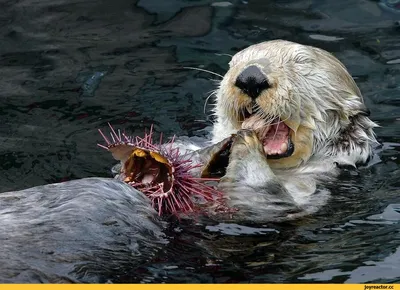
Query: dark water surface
1 0 400 283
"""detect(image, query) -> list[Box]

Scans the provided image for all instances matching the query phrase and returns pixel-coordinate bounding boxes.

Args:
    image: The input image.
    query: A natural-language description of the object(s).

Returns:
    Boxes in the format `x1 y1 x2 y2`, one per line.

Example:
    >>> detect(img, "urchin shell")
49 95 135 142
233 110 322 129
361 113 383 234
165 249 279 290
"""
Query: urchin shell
98 124 222 216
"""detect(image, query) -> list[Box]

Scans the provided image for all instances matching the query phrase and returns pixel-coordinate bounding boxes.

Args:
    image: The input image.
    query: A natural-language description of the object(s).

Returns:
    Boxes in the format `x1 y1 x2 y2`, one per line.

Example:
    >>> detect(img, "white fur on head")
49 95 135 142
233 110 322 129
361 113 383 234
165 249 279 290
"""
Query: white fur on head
212 39 379 168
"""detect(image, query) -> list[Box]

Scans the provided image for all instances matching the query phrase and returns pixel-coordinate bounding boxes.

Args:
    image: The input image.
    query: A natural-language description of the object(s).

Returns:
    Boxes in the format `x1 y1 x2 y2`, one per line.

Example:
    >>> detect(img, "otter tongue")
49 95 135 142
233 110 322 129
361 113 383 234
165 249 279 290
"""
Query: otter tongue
241 115 290 155
263 122 289 155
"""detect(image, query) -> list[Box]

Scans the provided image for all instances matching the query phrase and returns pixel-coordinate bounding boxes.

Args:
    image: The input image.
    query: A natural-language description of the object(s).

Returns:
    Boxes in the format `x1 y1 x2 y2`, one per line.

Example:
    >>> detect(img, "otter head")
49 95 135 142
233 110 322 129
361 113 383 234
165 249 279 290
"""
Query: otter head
212 40 378 169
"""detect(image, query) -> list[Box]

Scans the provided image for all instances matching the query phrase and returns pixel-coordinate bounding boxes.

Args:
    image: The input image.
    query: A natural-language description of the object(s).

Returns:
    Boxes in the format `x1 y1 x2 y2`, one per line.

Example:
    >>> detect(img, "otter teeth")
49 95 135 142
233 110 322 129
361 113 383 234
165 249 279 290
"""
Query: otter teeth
264 142 288 156
280 142 288 153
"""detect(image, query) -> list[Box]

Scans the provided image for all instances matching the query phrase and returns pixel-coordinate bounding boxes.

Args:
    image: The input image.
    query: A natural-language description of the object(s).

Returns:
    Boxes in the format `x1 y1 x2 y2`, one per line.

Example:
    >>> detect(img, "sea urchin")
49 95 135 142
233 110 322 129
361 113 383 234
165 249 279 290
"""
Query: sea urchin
98 124 222 216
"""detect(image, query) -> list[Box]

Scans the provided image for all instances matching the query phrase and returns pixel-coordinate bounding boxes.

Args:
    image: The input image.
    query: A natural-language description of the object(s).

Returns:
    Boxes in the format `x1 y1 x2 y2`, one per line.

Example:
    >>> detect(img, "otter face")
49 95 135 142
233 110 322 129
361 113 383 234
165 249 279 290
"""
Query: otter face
212 40 378 169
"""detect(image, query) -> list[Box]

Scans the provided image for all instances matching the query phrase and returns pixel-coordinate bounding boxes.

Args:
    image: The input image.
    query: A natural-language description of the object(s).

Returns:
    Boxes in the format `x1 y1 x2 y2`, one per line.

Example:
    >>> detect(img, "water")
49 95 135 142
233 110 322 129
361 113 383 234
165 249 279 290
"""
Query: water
0 0 400 283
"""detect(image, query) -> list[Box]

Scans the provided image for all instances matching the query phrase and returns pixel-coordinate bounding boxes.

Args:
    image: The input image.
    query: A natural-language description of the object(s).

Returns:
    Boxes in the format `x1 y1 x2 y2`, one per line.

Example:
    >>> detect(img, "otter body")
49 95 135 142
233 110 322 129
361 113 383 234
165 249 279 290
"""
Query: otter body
0 178 166 283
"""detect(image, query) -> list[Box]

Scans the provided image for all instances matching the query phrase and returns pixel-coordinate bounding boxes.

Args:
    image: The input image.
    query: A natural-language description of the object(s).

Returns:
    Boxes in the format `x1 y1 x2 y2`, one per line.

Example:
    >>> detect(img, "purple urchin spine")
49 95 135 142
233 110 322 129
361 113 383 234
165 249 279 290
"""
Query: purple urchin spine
98 123 222 216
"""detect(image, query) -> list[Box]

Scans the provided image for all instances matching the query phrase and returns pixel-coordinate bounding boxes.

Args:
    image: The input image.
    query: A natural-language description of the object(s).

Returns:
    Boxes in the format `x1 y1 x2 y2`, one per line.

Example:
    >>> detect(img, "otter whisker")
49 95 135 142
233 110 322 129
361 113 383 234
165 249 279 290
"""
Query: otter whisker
210 79 222 83
235 102 244 120
252 104 275 123
256 111 275 125
204 90 217 114
183 67 224 79
271 121 280 141
269 116 290 127
215 53 233 58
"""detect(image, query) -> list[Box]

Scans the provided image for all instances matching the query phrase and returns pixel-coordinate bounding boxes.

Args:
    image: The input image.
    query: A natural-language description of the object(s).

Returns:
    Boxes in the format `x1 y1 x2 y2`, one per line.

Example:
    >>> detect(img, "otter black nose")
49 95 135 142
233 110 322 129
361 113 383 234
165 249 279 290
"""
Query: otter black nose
235 65 270 99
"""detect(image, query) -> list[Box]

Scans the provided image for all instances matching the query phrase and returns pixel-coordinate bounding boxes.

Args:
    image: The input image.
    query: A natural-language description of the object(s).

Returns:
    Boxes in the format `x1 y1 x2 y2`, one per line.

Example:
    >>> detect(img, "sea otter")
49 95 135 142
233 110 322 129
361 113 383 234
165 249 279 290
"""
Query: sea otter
0 40 378 282
189 39 379 222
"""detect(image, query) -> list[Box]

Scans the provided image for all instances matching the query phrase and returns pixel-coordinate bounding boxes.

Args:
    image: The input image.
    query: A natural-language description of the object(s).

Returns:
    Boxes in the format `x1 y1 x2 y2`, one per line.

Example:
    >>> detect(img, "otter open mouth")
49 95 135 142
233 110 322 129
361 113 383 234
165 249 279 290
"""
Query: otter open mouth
256 119 294 159
201 115 295 178
240 109 295 159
